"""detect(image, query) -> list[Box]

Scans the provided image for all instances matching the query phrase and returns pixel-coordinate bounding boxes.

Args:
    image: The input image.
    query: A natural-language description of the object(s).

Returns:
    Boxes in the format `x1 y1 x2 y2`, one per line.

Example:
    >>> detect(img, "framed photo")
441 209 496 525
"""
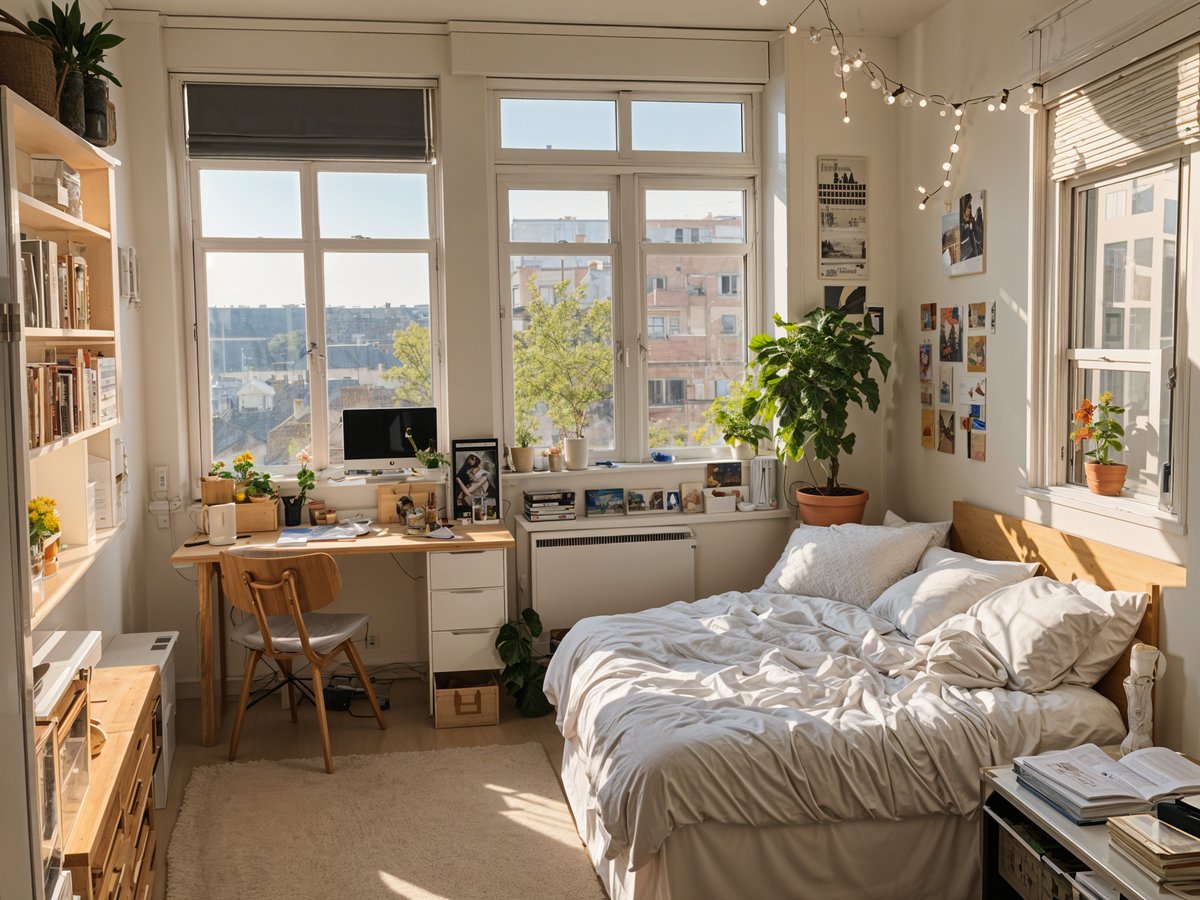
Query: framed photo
920 303 937 331
941 189 985 277
680 482 704 513
919 343 932 382
705 461 742 488
818 155 868 280
451 438 500 523
866 306 884 335
968 302 987 329
664 489 682 512
627 488 665 514
939 306 962 362
585 488 625 517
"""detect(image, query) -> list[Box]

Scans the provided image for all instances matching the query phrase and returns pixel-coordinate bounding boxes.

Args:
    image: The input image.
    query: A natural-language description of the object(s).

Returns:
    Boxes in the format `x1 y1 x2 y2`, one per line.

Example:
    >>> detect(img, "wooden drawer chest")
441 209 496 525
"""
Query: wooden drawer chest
65 665 161 900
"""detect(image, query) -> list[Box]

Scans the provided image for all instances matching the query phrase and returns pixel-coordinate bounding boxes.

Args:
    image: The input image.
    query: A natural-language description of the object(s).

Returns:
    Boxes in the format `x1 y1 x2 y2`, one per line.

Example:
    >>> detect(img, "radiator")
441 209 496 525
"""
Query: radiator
531 526 697 630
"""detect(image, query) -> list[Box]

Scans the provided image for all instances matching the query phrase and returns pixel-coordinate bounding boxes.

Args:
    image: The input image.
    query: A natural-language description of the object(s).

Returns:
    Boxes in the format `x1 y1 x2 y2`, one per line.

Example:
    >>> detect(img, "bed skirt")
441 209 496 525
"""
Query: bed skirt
561 737 982 900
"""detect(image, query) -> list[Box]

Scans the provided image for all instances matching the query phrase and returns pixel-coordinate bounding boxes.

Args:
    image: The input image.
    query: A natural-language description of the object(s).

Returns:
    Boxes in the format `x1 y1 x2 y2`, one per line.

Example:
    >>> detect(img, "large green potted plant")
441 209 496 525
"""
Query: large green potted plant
743 308 890 525
704 377 770 460
28 1 122 141
495 608 552 717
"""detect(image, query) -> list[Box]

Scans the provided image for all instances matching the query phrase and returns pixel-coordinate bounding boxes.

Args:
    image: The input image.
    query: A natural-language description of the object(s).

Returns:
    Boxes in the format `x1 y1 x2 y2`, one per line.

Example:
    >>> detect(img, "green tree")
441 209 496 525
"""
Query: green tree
383 321 433 406
514 278 612 440
268 329 306 361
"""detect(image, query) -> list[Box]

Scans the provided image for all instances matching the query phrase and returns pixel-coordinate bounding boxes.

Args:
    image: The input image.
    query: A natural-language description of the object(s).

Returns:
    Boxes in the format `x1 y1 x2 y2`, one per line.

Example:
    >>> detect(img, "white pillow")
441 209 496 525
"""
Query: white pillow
883 510 951 551
868 548 1040 639
762 524 932 608
966 577 1109 692
1062 580 1149 687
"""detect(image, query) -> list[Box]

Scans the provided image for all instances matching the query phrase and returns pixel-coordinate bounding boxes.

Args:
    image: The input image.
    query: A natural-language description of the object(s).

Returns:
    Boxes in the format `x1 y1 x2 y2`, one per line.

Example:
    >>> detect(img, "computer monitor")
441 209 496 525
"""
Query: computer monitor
342 407 438 471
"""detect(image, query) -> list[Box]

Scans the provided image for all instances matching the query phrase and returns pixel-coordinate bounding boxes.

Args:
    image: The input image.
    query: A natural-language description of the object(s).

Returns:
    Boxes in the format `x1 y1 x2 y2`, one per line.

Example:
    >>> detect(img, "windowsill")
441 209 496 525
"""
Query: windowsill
1017 484 1184 535
515 507 793 531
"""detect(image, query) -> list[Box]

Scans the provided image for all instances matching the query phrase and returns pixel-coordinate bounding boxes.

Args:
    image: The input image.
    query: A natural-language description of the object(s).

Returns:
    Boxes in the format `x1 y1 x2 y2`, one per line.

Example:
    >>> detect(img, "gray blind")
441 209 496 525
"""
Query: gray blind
185 84 431 161
1050 46 1199 181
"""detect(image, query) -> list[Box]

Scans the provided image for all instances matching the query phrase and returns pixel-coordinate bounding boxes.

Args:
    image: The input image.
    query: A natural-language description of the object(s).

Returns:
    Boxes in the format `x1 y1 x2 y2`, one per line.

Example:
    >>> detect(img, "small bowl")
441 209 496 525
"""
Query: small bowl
737 502 756 512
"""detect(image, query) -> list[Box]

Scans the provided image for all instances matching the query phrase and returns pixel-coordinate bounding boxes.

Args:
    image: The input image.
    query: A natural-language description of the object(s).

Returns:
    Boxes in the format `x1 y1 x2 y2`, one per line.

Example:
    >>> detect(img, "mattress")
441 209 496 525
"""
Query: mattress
546 588 1126 883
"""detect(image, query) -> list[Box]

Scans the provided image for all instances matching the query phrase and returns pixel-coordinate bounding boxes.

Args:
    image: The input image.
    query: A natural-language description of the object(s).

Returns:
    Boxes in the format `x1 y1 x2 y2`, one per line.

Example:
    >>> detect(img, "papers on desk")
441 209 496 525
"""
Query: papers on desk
276 521 373 546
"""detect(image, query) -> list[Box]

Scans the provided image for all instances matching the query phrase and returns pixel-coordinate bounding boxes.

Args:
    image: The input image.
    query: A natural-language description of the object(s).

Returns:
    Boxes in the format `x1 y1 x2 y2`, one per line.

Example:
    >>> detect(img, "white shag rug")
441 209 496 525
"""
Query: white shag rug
167 742 606 900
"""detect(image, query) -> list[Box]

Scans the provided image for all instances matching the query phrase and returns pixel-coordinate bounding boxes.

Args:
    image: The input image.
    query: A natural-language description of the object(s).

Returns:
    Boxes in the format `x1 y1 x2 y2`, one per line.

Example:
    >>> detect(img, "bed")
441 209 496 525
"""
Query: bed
544 502 1186 900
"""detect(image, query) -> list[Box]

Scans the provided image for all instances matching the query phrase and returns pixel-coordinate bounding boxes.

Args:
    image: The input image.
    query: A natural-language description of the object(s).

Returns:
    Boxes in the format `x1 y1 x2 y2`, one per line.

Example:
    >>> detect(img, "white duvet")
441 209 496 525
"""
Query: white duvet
544 590 1123 870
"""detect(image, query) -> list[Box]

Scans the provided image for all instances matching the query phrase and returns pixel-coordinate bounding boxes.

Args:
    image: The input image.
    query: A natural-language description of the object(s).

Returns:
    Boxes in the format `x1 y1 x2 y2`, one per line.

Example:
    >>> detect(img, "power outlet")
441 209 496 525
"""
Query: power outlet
365 634 378 650
153 465 169 497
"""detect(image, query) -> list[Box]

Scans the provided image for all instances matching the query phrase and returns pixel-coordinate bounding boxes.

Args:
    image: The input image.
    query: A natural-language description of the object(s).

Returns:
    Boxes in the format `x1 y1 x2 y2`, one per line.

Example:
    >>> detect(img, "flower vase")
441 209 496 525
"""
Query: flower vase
282 496 305 527
30 542 44 579
1085 462 1127 497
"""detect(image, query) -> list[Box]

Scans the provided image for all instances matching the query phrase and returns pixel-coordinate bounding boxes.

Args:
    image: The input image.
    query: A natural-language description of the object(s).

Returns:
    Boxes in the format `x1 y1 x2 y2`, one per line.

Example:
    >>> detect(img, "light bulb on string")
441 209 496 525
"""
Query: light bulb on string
759 0 767 6
999 89 1009 110
954 123 961 132
900 91 914 108
916 185 926 194
919 97 928 108
869 77 881 90
918 198 928 210
842 114 851 124
950 142 960 153
954 104 963 117
841 60 852 73
830 44 841 56
987 102 996 112
943 178 951 188
852 54 864 69
809 26 821 43
942 161 952 171
789 22 798 33
939 108 947 117
839 90 848 100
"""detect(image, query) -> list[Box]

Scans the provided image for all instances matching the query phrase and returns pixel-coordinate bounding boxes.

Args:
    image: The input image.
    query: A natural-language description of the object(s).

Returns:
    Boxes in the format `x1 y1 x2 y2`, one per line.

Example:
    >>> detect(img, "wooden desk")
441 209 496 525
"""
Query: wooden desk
170 525 515 746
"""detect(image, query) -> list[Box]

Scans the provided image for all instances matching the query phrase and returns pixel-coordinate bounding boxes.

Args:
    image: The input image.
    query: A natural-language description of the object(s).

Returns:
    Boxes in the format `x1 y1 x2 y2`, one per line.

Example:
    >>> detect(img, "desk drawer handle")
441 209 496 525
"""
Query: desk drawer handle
449 628 493 636
449 550 486 556
447 589 485 595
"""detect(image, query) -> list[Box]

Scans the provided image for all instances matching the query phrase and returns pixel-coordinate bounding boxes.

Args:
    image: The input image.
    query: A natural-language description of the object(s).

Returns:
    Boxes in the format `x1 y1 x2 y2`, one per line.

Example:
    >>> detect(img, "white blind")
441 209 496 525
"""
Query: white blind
1050 45 1199 181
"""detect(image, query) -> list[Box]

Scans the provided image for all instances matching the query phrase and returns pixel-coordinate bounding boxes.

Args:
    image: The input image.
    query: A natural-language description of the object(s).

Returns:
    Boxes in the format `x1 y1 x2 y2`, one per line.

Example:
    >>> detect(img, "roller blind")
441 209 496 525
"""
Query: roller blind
185 84 431 161
1049 45 1199 181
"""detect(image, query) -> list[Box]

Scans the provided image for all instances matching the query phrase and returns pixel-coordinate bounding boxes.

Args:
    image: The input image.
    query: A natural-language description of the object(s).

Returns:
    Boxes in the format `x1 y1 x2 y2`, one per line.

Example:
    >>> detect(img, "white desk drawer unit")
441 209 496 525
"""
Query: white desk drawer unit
427 548 508 716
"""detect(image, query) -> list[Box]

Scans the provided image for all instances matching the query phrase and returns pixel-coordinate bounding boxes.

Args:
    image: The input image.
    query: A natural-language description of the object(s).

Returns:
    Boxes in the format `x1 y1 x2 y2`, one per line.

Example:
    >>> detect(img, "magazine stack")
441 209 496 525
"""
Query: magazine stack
523 490 576 522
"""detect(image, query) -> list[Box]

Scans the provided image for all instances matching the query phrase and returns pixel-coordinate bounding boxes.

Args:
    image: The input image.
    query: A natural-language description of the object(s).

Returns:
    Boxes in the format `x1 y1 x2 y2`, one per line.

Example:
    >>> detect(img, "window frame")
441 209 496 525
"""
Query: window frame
492 82 761 463
187 157 443 474
1037 141 1193 521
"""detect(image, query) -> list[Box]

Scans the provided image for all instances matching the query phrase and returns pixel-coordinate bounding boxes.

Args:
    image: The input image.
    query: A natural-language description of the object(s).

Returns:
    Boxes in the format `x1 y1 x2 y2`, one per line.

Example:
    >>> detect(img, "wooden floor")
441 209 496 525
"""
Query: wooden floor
153 678 566 900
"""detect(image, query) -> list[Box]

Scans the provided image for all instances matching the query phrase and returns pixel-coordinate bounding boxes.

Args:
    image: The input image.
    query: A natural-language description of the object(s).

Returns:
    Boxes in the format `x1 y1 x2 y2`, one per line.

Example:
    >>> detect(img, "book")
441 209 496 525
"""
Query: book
1161 798 1200 840
525 512 576 522
523 490 575 503
1109 814 1200 861
524 503 574 513
1013 745 1200 821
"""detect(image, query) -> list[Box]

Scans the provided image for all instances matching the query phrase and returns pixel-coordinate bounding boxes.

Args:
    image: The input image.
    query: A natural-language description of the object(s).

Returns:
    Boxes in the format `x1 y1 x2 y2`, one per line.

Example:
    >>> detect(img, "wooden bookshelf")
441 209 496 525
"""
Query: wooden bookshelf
3 84 125 629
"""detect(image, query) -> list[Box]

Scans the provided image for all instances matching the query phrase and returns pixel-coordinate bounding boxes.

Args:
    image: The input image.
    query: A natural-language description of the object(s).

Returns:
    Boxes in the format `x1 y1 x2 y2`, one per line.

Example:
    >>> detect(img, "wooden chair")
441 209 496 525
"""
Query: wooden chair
219 548 386 773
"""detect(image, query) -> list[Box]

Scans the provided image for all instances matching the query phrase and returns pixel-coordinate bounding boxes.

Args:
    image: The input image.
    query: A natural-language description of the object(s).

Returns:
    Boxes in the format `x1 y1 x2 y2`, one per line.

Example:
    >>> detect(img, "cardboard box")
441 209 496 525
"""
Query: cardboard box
434 671 500 729
234 499 279 533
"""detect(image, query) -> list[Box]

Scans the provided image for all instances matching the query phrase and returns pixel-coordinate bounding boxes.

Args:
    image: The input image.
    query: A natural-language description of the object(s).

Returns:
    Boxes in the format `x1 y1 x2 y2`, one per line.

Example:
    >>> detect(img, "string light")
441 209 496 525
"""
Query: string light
776 2 1032 210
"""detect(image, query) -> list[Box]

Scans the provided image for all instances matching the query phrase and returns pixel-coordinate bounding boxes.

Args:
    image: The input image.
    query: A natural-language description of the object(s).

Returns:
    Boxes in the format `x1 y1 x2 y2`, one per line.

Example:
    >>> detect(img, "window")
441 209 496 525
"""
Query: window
1104 189 1126 219
497 86 758 460
1065 161 1181 504
191 162 439 470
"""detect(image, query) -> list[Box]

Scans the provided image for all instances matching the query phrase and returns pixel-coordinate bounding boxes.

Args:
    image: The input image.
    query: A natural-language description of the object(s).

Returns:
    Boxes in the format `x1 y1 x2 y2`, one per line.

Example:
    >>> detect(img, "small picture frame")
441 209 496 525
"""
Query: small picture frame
705 462 742 488
664 489 682 512
680 482 704 513
626 488 665 514
451 438 500 523
585 488 625 517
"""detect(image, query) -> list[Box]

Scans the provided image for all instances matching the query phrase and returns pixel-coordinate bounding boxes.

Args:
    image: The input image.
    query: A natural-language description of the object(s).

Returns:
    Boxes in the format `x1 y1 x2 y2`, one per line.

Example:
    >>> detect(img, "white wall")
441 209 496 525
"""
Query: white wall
892 0 1200 754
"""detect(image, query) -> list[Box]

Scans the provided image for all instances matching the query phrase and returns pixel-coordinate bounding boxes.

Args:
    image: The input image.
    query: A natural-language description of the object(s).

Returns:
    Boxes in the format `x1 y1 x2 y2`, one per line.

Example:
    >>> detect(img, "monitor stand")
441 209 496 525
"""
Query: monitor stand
364 470 414 483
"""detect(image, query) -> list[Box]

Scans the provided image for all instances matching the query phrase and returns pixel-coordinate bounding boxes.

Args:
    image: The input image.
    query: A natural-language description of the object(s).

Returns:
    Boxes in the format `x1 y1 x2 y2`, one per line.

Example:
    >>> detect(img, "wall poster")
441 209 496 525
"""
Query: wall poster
817 156 868 280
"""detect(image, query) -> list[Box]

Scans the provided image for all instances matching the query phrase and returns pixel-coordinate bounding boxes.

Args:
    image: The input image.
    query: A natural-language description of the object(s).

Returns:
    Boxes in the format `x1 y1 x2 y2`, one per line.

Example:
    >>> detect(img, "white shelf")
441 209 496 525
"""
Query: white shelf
31 522 127 629
28 421 117 460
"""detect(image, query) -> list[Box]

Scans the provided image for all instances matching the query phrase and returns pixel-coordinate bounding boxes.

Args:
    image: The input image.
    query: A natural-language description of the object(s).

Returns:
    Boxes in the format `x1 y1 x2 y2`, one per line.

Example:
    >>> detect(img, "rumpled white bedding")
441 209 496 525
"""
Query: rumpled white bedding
544 589 1122 870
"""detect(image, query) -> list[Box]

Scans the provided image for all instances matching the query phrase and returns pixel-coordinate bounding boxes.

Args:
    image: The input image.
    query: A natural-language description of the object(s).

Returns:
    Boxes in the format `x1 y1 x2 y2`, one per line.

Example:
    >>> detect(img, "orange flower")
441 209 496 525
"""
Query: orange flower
1073 399 1095 426
1070 426 1094 446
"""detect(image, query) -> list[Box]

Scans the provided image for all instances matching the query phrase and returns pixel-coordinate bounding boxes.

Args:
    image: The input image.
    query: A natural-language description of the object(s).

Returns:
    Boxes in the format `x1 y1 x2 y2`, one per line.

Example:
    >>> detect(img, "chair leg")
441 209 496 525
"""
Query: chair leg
229 649 261 762
280 657 298 723
311 664 334 774
345 640 387 731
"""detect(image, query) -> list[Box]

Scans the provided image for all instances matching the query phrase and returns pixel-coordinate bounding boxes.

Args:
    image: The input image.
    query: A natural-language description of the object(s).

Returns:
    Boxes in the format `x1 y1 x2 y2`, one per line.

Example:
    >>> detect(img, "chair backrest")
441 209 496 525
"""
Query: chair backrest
219 549 342 617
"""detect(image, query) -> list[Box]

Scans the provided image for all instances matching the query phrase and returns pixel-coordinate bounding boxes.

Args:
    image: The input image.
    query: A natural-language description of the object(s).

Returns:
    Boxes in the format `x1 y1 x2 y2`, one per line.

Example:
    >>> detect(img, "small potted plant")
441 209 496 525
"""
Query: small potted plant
405 427 448 471
704 378 770 460
495 608 552 717
1071 392 1127 496
510 418 536 473
201 460 235 505
742 308 890 526
231 451 256 502
282 448 315 526
541 445 564 472
28 496 61 578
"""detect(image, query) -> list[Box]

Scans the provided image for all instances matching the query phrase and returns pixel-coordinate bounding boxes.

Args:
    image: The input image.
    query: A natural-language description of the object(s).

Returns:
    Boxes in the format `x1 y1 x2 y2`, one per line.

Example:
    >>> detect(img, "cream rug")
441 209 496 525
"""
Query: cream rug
168 743 606 900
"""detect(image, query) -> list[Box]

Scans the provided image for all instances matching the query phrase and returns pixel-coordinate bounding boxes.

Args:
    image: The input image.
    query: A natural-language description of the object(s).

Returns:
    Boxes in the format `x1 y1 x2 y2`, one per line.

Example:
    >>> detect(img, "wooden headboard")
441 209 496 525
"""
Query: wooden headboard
949 501 1186 728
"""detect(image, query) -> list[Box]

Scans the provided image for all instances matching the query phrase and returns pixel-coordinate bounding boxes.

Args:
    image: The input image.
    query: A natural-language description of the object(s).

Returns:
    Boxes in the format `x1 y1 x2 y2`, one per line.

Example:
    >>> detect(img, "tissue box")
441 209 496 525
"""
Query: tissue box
703 487 744 513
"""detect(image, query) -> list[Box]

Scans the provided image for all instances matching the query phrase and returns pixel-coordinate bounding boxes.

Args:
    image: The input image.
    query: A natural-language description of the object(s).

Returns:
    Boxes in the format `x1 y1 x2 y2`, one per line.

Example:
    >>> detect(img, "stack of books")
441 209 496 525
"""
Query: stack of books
1012 744 1200 825
26 349 114 447
1108 813 1200 892
523 490 576 522
20 238 90 330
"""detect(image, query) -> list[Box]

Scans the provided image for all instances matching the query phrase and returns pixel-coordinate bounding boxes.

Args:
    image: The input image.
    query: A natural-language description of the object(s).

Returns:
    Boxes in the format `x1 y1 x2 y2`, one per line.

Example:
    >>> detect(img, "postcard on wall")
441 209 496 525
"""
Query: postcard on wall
451 438 500 522
937 409 956 454
968 302 987 329
967 335 987 372
920 303 937 331
939 366 954 405
940 306 963 362
942 189 986 277
958 405 984 431
968 429 987 462
919 382 934 408
585 488 626 517
958 374 986 408
680 482 704 513
866 306 884 335
919 343 933 382
705 461 743 488
990 300 997 333
921 409 936 449
817 156 868 280
824 284 867 314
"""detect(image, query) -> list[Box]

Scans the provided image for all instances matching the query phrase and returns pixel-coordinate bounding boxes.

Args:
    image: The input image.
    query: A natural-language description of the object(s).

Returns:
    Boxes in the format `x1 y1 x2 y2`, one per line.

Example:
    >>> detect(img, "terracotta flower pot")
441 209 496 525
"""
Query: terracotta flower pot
1085 462 1127 497
795 487 869 526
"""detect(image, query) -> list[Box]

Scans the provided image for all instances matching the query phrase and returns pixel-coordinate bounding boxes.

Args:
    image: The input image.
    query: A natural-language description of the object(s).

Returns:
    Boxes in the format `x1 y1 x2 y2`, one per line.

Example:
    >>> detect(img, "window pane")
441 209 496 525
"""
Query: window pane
1079 164 1179 352
323 253 433 465
199 170 301 238
317 172 429 239
499 98 617 151
510 255 614 450
508 190 610 242
631 101 744 153
645 190 746 243
1068 368 1167 502
206 252 309 466
644 254 746 448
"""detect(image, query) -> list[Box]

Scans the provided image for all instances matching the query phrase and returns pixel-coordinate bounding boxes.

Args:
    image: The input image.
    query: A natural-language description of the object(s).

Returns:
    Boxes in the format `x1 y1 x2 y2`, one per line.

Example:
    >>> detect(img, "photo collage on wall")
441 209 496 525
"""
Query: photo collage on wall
919 300 993 460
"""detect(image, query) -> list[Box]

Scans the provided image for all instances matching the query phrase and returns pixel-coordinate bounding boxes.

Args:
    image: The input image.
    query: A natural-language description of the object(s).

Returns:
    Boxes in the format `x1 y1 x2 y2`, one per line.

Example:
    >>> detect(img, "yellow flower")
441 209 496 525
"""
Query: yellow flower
1098 391 1113 406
